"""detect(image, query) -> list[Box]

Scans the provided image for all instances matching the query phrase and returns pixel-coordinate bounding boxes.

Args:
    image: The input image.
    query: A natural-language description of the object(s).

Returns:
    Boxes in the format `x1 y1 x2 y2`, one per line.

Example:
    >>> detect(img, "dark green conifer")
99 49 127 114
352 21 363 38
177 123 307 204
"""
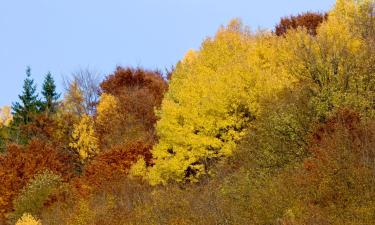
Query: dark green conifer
12 67 40 125
41 72 60 113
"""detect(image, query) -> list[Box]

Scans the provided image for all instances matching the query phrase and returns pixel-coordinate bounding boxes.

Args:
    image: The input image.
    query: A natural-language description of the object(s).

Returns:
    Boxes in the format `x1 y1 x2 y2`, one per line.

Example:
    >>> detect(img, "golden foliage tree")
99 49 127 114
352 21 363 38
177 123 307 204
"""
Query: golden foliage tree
69 115 99 163
0 106 12 127
147 19 292 184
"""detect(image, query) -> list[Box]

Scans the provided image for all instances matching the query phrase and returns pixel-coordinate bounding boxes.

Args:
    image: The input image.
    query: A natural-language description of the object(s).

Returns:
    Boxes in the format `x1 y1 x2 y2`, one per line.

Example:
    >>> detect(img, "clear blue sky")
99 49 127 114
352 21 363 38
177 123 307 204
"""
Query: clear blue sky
0 0 335 107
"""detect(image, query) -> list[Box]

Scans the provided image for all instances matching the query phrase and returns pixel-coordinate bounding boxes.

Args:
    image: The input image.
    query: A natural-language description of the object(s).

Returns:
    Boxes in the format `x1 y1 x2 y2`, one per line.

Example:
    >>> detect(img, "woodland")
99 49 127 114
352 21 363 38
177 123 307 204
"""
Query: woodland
1 0 375 224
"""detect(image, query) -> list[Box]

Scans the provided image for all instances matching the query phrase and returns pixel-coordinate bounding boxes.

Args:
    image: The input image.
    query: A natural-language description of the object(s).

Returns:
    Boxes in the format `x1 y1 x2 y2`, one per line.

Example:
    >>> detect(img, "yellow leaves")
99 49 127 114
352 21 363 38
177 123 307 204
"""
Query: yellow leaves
69 115 99 162
0 106 12 127
181 49 197 65
148 20 292 185
15 213 42 225
129 157 148 179
96 93 119 127
63 81 85 117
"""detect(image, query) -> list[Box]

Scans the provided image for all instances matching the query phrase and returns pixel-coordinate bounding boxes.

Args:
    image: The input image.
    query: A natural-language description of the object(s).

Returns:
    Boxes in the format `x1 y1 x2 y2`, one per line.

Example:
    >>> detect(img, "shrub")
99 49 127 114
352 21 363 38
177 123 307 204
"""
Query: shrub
0 140 74 222
8 171 62 224
83 141 153 188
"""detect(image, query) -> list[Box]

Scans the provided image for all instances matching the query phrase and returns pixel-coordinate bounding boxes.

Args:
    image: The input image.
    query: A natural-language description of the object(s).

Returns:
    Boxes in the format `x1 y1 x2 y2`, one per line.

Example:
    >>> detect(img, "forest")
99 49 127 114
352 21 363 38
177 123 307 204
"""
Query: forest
1 0 375 224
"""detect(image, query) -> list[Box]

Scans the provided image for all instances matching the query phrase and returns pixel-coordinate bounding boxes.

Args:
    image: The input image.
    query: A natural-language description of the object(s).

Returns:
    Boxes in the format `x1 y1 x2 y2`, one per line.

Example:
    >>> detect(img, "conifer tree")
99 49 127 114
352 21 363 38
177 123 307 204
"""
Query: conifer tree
12 67 41 125
41 72 60 113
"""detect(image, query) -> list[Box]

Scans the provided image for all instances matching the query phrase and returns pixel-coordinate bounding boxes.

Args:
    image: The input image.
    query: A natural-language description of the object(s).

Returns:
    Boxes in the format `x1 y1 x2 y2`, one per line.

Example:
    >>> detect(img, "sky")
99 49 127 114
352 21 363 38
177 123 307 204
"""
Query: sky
0 0 335 107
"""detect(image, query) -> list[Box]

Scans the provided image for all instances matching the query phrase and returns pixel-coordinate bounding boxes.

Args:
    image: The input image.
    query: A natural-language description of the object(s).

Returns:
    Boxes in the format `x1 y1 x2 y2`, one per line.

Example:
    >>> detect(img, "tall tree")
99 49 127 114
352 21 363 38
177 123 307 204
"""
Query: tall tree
64 68 101 115
12 67 40 125
41 72 60 113
146 19 292 185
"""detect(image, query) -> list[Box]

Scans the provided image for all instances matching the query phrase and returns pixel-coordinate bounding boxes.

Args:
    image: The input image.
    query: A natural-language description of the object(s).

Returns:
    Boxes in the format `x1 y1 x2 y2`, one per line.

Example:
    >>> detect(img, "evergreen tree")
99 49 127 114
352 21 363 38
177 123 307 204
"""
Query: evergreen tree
41 72 60 113
12 67 40 125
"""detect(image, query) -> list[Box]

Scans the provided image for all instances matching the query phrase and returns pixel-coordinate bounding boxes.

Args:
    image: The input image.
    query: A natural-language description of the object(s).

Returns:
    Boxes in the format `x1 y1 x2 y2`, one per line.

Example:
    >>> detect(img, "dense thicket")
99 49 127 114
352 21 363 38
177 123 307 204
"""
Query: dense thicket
1 0 375 224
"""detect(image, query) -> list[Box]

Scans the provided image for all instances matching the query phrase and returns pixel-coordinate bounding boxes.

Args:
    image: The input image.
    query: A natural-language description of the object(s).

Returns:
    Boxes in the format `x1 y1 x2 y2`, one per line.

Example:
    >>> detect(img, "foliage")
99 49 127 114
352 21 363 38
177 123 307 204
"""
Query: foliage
281 0 375 120
62 81 85 118
98 67 168 148
3 1 375 224
69 115 99 163
0 106 13 127
0 140 74 222
286 109 375 224
275 11 327 36
148 19 292 184
0 106 13 152
82 141 153 188
8 171 62 224
15 213 42 225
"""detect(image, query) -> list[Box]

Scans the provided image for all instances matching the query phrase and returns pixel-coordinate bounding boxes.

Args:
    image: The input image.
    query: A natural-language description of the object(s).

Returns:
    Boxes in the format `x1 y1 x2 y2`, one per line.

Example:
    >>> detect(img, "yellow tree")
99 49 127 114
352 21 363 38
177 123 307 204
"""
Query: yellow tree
15 213 42 225
95 93 123 149
0 106 13 127
146 20 292 184
279 0 375 119
62 81 85 118
69 114 99 162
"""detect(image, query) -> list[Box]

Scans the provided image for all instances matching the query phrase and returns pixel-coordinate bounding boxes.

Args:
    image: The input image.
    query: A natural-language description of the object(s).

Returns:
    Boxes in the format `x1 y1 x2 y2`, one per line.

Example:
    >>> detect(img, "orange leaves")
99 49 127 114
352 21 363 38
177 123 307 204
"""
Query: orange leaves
97 67 168 148
82 141 153 188
275 12 327 36
0 140 74 222
100 67 167 129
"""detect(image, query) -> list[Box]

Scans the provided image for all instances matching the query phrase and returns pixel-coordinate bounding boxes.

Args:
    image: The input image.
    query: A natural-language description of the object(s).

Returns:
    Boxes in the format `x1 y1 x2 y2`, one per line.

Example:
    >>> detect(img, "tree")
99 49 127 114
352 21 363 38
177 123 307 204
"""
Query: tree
12 67 41 125
64 68 101 115
41 72 60 113
98 67 168 148
275 12 327 36
147 19 292 185
62 81 85 118
69 114 99 163
0 106 13 152
0 106 13 127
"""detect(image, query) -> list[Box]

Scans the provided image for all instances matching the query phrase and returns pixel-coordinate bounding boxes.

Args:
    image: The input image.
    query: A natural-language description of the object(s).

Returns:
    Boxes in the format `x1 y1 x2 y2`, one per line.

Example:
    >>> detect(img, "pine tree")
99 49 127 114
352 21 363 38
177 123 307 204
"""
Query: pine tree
41 72 60 113
12 67 40 125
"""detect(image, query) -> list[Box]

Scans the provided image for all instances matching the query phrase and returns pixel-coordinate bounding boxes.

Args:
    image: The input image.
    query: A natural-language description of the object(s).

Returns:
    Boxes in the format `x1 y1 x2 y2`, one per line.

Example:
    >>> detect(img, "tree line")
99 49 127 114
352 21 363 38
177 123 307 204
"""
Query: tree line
1 0 375 224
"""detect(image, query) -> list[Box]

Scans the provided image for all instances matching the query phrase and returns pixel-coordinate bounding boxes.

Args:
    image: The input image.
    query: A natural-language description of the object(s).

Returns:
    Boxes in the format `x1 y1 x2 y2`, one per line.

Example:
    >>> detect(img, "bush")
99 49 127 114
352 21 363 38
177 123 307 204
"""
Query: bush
0 140 74 223
83 141 153 189
8 171 62 224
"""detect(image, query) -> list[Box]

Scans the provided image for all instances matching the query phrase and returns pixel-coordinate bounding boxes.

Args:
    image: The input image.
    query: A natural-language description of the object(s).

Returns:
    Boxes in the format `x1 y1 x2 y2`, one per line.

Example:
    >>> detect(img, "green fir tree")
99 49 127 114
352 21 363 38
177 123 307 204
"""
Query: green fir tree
41 72 60 113
12 67 41 125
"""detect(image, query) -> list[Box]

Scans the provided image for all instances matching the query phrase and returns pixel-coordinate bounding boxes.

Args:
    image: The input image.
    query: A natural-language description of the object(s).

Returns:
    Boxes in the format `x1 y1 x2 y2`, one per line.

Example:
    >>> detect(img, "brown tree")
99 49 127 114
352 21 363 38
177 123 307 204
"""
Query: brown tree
98 67 168 149
275 12 327 36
